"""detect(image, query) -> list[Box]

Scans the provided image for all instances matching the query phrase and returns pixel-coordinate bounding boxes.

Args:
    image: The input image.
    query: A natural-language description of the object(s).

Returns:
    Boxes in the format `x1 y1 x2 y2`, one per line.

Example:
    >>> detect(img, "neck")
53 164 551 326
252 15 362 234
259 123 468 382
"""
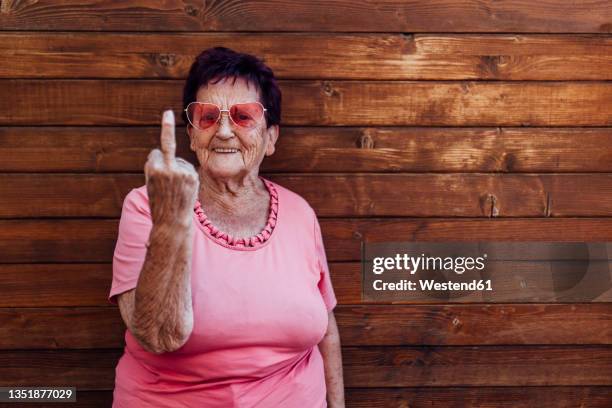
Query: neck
197 168 266 217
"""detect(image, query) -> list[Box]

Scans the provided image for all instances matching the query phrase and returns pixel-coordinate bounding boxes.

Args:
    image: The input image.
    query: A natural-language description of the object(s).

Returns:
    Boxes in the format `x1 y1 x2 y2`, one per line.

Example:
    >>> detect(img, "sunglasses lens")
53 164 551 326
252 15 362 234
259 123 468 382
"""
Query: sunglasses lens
187 103 220 129
230 103 265 129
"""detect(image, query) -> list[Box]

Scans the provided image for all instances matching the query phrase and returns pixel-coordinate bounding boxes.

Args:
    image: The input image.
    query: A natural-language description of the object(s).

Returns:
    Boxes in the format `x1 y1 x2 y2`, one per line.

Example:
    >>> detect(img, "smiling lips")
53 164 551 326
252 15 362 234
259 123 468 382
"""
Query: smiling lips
212 148 240 153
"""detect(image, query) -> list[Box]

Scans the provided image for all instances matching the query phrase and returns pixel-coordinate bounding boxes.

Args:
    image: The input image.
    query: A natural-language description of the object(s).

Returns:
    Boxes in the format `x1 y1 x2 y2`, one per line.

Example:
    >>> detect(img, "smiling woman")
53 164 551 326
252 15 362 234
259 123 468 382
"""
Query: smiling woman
108 47 345 407
187 76 278 239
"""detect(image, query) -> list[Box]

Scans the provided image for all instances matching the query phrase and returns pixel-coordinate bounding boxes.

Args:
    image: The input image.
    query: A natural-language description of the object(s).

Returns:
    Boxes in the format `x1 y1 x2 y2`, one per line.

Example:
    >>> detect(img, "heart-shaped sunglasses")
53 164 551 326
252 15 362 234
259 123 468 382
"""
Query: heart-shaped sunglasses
185 102 267 130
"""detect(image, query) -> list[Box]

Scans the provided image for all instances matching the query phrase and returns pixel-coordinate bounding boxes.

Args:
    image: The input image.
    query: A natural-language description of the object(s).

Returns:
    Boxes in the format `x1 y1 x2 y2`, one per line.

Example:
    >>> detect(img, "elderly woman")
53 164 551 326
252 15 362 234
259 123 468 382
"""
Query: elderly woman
108 47 345 407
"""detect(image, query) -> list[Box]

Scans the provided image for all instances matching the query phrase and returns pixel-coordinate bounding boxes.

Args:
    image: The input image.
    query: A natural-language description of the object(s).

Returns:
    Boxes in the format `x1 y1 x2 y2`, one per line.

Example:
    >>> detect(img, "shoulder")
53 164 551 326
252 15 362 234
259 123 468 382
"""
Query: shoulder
266 178 317 225
121 185 151 216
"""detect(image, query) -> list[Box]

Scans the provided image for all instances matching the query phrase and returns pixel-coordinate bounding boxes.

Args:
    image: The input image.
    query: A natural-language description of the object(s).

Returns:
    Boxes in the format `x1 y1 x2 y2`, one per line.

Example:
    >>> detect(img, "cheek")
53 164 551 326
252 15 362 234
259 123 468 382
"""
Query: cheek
239 129 266 151
191 132 211 151
239 135 258 150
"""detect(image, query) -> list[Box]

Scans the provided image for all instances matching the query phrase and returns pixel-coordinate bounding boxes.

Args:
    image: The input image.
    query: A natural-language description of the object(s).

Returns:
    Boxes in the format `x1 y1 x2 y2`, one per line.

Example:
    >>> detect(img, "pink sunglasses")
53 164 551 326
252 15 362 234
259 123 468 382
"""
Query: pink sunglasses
185 102 267 130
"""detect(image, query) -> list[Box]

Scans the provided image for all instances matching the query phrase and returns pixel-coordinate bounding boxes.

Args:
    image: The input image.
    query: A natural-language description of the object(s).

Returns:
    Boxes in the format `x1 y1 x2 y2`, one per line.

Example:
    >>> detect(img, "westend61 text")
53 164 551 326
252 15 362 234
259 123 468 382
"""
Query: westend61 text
373 279 493 291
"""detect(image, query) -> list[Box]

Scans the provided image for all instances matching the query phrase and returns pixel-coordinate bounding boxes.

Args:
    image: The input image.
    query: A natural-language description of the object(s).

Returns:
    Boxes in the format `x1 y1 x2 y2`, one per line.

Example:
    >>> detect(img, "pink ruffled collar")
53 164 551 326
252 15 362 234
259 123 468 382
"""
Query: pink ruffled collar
193 178 278 248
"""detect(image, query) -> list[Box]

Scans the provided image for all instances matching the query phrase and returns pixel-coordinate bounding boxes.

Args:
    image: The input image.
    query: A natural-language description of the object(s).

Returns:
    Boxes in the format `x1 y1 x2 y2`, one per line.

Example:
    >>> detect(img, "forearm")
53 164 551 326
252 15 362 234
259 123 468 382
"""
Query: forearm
132 222 194 353
318 313 345 407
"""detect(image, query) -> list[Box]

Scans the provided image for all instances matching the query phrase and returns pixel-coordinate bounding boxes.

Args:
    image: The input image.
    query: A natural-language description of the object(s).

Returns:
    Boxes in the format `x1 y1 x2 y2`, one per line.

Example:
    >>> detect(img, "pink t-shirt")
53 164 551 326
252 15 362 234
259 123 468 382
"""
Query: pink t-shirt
108 177 337 407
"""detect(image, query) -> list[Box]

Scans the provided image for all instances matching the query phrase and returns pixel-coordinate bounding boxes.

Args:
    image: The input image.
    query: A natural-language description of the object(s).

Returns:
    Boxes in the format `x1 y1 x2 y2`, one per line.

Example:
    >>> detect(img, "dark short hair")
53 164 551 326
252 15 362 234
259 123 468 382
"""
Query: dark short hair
182 47 281 129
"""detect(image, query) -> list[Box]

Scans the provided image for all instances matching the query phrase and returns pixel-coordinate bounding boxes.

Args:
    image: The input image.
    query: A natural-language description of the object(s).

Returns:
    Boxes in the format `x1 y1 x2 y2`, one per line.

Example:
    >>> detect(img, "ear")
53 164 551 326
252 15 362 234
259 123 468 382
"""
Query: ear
264 125 279 156
187 126 196 152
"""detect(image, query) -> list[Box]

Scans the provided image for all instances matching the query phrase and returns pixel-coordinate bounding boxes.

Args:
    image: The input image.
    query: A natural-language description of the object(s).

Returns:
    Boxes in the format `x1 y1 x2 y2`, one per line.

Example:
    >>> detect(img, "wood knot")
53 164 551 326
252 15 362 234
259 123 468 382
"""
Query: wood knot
501 152 516 172
490 195 499 217
480 194 499 217
156 53 177 68
460 82 472 94
0 0 23 14
358 133 375 149
478 55 502 78
413 358 425 367
184 4 199 16
451 317 463 331
400 33 416 54
322 82 335 97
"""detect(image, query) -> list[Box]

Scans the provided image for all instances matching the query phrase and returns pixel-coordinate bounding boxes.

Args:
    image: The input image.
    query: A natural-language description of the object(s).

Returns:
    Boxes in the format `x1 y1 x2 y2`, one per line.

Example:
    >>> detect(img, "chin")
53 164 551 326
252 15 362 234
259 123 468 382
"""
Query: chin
208 165 247 180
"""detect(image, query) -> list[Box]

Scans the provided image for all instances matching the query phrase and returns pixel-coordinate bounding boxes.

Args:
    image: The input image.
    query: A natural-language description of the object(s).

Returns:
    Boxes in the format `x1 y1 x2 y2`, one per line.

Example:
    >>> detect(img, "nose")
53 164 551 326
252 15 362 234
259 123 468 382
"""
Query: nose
214 112 235 140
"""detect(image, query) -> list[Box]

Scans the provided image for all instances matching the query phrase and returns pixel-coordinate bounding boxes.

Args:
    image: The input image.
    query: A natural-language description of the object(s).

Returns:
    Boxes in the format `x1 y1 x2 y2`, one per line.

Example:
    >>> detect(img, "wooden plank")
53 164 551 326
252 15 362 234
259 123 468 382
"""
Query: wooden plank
2 218 611 263
2 174 612 218
269 127 612 173
320 218 612 261
0 1 609 32
269 174 612 217
330 262 612 304
0 174 140 218
0 349 119 388
2 127 612 173
1 347 610 387
3 261 610 307
0 305 610 349
364 261 612 303
286 81 612 126
0 308 125 349
2 33 611 80
0 264 111 307
342 346 612 386
1 80 611 126
345 387 612 408
335 304 612 346
0 220 118 263
0 126 194 173
1 388 611 408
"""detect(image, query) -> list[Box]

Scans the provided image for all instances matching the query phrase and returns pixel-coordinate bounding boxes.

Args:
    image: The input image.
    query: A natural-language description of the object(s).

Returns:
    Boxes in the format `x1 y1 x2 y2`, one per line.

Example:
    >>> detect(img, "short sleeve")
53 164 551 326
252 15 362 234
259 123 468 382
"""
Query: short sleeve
108 187 152 305
314 214 337 312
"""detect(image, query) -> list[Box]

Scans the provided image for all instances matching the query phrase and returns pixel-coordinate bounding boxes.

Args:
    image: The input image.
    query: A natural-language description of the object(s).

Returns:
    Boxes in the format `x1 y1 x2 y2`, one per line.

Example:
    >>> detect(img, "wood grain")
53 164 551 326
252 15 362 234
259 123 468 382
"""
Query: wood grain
2 33 610 80
0 305 610 348
335 304 612 345
268 174 612 217
339 261 612 303
2 261 610 307
0 264 112 307
3 388 610 408
2 174 611 218
0 308 125 349
345 387 612 408
0 349 119 388
342 346 612 386
2 127 612 173
0 220 118 263
2 218 611 263
1 0 610 401
0 1 609 32
1 347 610 387
1 80 611 126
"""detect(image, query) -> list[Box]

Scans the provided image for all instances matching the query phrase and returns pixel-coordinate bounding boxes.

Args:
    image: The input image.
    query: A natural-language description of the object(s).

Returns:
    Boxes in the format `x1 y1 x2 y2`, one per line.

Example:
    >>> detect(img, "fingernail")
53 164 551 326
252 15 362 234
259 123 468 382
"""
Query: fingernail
163 110 175 124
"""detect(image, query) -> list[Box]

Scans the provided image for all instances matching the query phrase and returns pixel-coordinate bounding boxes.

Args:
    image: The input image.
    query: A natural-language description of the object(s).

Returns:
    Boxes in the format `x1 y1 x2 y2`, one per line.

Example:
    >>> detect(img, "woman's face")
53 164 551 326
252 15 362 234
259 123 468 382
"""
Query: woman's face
187 77 279 181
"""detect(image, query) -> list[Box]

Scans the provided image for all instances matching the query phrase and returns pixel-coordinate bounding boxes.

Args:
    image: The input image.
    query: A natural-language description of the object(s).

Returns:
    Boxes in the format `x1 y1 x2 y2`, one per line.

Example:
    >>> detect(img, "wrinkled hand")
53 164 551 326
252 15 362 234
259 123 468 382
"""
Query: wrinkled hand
145 110 199 226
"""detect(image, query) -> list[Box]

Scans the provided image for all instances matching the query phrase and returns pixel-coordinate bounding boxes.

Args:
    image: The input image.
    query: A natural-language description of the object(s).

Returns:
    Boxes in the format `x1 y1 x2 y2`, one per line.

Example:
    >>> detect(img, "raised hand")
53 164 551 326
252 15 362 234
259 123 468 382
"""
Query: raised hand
145 110 199 226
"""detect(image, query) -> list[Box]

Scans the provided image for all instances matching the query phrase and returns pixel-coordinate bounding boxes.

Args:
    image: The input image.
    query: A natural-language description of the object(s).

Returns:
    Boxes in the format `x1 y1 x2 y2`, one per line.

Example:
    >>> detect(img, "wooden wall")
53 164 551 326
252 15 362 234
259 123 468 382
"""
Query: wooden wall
1 1 611 407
